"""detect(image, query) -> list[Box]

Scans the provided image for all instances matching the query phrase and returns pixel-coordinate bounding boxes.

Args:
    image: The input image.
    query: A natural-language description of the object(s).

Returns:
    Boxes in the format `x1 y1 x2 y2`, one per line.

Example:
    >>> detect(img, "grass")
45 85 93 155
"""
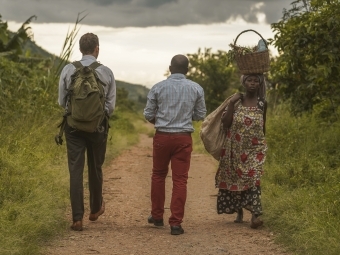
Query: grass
192 121 208 154
0 115 69 255
0 108 148 255
261 105 340 255
0 14 149 254
263 184 340 255
105 110 144 162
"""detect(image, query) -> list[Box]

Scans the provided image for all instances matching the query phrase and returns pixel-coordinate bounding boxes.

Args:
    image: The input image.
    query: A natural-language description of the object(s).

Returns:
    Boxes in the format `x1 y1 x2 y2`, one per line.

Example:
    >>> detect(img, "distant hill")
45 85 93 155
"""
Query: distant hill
116 80 149 102
23 38 150 103
24 38 55 58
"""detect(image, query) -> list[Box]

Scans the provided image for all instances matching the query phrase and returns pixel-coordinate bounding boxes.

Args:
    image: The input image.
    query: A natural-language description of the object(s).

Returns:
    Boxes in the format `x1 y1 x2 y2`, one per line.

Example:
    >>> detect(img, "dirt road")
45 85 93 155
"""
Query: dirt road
44 133 289 255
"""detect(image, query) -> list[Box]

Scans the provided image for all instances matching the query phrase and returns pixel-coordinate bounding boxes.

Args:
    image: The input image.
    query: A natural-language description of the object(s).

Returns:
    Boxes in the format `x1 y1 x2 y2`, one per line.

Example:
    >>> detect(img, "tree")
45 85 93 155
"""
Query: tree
269 0 340 119
186 48 239 113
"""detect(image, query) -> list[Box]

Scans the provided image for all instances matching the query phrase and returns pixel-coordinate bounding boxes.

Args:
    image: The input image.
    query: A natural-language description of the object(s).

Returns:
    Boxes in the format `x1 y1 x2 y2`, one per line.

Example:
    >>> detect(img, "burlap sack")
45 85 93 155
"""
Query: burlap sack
199 95 233 161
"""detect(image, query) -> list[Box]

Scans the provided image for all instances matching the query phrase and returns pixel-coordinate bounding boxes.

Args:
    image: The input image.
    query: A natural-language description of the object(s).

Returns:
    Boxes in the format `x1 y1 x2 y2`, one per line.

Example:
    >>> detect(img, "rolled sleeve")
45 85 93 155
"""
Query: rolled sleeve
105 70 116 116
143 89 157 121
192 89 207 121
58 64 74 108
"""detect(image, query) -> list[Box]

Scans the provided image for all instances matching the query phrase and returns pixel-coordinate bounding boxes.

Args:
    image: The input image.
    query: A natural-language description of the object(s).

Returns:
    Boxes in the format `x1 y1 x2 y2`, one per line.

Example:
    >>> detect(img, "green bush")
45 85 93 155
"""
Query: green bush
262 104 340 255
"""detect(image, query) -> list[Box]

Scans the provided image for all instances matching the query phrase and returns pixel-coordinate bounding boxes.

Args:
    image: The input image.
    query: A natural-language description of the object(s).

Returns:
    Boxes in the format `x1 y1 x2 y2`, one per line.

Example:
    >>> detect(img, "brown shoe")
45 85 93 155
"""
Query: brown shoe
70 220 83 231
89 201 105 221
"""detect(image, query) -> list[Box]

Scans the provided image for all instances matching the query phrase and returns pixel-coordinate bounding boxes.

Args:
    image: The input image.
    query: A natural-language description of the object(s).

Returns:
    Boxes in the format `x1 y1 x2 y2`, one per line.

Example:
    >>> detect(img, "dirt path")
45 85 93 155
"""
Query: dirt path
44 133 289 255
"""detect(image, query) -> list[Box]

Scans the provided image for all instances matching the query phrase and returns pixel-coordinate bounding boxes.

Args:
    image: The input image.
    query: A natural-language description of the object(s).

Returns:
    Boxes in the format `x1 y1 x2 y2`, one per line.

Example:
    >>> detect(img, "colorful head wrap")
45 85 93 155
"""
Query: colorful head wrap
240 74 266 100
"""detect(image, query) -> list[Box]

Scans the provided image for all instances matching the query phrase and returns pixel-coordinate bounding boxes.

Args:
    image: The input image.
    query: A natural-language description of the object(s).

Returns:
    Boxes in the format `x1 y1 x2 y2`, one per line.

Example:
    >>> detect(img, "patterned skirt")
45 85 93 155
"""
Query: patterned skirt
217 186 262 216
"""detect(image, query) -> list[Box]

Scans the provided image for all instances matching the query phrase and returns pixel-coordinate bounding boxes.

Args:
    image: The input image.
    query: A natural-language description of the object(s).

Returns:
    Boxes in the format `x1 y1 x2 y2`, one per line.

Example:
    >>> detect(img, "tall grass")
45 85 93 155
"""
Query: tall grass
0 50 68 255
105 109 148 162
192 121 207 154
262 104 340 255
0 112 68 255
0 13 147 253
0 17 81 253
0 108 146 255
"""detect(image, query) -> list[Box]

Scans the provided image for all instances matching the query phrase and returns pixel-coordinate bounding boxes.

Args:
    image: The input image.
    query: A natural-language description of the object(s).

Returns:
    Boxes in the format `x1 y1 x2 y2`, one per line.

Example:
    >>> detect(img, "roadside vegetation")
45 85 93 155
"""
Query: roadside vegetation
263 105 340 255
263 1 340 253
0 14 148 255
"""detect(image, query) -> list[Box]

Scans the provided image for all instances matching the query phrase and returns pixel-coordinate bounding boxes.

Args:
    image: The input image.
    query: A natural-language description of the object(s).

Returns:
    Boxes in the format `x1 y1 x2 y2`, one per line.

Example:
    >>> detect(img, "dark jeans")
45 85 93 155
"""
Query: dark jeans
65 123 107 221
151 133 192 226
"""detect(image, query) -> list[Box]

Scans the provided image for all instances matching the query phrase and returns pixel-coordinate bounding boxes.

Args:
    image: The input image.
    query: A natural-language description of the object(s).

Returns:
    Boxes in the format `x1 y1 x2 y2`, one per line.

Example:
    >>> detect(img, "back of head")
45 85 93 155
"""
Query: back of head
170 54 189 75
79 33 99 55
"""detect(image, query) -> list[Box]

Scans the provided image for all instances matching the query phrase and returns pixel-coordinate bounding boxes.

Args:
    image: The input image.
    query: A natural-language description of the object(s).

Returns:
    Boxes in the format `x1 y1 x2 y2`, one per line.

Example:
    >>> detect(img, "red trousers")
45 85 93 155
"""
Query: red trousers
151 132 193 226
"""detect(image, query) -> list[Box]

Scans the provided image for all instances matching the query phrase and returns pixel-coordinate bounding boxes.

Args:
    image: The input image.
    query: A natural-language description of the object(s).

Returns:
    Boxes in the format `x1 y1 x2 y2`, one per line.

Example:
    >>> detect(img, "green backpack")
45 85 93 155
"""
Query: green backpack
55 61 107 145
66 61 106 133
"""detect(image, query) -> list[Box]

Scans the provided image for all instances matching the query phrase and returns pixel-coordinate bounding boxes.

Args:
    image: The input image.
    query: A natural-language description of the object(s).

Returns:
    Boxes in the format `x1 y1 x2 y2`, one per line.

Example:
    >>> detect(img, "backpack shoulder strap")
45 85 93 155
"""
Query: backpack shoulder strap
89 61 106 86
89 61 102 70
72 61 83 69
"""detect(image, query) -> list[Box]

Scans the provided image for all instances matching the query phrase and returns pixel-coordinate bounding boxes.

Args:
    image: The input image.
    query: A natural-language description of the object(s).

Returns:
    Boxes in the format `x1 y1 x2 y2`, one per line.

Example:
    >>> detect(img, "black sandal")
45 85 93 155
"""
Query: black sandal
234 208 244 223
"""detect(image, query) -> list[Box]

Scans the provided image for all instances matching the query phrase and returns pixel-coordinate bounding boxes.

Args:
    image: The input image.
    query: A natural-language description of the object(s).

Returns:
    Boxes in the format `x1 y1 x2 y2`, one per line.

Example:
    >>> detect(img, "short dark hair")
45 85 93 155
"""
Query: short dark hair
79 33 99 55
170 54 189 74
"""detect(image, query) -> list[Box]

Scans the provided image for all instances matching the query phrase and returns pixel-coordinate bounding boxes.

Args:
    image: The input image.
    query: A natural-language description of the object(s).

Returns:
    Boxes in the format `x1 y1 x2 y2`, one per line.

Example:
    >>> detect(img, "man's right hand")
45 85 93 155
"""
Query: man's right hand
148 118 156 124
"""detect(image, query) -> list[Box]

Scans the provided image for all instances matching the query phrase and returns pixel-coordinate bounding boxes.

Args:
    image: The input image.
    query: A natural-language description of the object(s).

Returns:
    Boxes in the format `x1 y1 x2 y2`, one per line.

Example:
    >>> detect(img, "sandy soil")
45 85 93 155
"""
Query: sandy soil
43 132 289 255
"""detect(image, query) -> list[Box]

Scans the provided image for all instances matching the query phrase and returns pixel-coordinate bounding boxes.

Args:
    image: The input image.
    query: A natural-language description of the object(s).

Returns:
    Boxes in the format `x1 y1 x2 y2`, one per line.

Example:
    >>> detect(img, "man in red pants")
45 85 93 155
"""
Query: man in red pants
143 54 206 235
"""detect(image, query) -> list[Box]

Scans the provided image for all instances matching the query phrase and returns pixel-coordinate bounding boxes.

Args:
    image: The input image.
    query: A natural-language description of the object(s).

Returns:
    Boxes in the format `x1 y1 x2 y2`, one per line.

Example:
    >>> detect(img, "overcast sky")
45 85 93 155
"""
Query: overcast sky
2 0 292 27
2 0 293 87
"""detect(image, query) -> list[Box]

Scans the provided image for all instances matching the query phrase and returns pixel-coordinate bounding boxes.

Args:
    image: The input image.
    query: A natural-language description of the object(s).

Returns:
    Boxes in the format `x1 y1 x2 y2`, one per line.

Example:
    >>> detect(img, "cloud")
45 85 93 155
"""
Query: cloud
85 0 178 7
1 0 293 27
7 19 277 87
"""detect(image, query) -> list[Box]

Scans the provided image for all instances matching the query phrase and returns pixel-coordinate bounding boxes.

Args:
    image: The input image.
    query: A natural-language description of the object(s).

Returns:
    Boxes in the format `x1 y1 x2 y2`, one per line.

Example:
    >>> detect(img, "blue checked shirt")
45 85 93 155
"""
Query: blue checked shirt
144 73 207 133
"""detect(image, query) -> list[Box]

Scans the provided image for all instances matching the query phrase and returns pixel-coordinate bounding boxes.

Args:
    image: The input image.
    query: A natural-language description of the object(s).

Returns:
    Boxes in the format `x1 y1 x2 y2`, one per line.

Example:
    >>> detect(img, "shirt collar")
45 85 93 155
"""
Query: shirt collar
81 55 97 61
168 73 186 80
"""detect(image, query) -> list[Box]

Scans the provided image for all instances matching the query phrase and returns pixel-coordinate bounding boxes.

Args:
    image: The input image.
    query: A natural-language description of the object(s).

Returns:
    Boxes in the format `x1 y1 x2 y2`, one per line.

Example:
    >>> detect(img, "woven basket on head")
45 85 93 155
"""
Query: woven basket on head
233 29 270 74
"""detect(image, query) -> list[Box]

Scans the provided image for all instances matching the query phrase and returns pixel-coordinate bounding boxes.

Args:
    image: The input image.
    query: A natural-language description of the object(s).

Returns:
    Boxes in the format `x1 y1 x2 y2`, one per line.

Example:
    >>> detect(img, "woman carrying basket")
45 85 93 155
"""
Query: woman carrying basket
215 73 267 229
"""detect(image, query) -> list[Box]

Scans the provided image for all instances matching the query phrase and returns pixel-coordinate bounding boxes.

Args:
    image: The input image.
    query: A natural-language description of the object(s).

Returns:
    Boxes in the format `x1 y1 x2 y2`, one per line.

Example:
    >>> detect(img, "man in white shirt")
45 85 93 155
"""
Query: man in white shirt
58 33 116 231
